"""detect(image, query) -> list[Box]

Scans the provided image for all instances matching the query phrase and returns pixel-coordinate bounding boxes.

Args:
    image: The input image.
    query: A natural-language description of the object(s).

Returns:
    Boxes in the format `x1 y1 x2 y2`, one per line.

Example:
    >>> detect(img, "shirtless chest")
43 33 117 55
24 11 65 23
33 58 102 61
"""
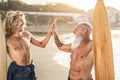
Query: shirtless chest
69 44 93 79
6 32 31 65
70 43 93 71
7 35 31 52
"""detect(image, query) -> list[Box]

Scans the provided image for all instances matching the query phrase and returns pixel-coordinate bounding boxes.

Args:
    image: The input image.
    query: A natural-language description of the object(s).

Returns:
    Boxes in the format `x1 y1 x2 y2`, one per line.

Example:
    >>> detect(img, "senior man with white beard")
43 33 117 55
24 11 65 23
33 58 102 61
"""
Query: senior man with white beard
52 22 94 80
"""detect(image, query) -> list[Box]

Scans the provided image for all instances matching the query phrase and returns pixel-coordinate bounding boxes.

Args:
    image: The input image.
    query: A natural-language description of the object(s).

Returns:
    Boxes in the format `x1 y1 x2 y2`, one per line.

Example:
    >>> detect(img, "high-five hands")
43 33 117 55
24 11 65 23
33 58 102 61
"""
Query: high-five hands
49 19 57 34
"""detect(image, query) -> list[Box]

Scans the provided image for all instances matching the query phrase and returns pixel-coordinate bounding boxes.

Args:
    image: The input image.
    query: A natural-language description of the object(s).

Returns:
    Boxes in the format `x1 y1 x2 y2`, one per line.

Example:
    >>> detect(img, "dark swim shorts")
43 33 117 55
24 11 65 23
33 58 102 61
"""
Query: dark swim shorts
7 61 37 80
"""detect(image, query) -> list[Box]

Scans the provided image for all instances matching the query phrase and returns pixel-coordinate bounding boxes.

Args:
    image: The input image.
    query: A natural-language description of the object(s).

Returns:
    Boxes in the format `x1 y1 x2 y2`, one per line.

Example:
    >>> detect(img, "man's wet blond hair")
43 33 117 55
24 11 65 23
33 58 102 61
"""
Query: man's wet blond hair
4 11 26 36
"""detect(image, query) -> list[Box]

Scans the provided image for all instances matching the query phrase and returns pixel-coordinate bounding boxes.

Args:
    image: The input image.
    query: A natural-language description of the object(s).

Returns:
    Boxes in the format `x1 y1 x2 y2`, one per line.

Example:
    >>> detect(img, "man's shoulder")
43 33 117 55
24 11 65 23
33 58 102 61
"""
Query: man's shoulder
89 40 93 46
22 31 31 35
21 31 34 41
22 31 32 37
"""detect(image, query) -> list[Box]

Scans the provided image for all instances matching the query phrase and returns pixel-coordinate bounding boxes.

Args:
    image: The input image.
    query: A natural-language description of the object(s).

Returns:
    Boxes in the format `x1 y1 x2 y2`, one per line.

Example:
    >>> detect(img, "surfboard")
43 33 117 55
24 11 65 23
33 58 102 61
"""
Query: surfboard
92 0 114 80
0 17 7 80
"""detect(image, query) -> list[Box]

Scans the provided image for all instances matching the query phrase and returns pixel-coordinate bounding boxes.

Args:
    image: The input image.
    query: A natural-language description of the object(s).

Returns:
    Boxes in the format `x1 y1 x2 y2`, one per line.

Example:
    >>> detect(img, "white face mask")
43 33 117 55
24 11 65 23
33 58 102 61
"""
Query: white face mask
71 34 83 50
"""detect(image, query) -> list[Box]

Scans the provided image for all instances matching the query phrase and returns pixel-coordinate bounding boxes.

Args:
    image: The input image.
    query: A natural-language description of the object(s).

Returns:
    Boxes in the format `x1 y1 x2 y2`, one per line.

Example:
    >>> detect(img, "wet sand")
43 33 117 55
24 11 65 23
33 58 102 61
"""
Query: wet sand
30 36 69 80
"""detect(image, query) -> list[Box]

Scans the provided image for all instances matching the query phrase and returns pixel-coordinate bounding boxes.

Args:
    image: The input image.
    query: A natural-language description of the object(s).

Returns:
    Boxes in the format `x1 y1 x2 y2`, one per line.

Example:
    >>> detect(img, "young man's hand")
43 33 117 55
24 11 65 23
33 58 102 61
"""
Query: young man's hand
49 19 57 33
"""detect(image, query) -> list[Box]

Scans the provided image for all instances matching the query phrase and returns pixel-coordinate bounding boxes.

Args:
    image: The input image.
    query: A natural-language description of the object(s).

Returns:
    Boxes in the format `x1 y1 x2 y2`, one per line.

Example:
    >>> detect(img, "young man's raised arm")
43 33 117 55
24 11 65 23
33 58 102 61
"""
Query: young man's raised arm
29 21 55 48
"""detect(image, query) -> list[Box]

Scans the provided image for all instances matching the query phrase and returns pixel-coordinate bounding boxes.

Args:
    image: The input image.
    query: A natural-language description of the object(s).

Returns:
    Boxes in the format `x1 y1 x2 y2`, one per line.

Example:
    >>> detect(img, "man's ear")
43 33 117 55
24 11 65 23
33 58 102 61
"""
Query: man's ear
82 28 87 35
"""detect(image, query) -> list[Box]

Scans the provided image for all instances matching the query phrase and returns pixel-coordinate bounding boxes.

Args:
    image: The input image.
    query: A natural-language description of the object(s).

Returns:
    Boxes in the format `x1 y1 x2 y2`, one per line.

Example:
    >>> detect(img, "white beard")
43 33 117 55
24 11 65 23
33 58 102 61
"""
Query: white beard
71 34 83 50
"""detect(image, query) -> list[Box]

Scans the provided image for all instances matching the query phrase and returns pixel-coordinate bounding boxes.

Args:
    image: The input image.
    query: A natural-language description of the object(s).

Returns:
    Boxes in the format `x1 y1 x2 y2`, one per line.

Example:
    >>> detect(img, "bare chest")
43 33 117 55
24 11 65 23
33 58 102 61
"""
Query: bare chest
8 37 31 51
71 49 87 61
71 42 92 61
70 50 93 72
16 38 30 50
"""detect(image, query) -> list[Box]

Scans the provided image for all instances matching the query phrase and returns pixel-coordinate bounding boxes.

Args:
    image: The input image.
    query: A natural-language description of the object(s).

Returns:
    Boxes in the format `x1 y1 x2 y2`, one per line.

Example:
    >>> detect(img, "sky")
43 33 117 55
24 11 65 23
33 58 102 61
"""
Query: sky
20 0 120 11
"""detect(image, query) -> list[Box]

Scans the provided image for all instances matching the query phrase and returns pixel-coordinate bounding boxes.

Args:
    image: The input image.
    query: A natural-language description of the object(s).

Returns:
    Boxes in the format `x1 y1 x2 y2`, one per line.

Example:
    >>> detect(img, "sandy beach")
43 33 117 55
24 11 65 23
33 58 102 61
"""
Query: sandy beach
7 28 120 80
30 36 70 80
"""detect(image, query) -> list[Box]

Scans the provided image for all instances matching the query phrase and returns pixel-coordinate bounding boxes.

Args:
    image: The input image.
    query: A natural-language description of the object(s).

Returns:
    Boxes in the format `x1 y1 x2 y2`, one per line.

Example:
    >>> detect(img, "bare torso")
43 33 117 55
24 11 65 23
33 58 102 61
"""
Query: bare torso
70 41 93 80
6 32 31 66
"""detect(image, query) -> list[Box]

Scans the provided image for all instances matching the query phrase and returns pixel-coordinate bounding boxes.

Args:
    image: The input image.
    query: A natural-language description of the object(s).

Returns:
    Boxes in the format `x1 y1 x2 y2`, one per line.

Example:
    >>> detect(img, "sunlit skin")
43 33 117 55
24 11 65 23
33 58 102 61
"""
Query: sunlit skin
6 12 55 66
53 22 94 80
